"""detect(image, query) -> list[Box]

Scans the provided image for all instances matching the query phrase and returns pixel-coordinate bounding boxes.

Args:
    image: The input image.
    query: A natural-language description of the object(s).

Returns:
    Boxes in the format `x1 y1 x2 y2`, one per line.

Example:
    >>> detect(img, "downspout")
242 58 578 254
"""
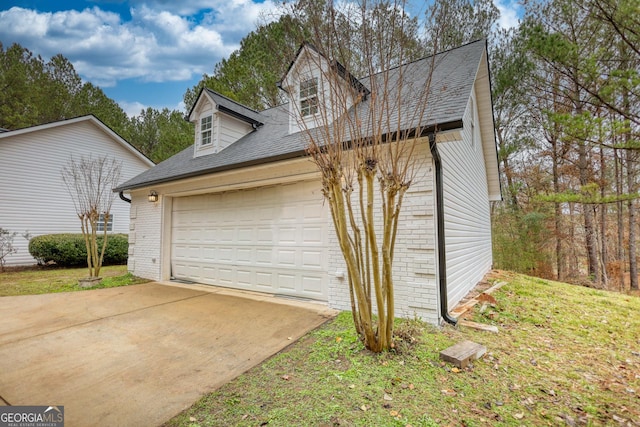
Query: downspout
119 191 131 204
429 134 458 326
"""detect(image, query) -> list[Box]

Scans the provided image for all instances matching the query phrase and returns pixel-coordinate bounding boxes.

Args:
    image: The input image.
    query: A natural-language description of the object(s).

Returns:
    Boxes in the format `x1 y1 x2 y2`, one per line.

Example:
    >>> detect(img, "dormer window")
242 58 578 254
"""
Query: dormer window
300 78 318 117
200 115 212 145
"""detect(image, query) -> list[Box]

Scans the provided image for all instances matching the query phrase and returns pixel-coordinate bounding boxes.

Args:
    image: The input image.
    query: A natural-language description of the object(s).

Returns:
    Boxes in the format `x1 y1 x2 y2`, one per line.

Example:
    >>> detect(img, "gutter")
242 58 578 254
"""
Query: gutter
429 134 458 326
119 191 131 204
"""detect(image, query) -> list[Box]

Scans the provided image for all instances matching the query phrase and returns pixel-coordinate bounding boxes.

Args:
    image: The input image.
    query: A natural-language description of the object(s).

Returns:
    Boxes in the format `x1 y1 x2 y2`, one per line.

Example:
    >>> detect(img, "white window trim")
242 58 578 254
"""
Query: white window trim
299 77 319 117
200 115 213 146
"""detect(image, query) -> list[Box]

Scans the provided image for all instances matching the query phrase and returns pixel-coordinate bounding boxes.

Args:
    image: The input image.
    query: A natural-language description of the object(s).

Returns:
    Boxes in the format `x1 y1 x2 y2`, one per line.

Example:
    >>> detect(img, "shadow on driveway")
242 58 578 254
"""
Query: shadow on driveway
0 282 336 426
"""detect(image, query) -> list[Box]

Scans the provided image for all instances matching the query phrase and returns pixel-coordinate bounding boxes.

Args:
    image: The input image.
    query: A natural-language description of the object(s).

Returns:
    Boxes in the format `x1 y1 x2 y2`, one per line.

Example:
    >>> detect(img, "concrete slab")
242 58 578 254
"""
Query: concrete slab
0 283 336 426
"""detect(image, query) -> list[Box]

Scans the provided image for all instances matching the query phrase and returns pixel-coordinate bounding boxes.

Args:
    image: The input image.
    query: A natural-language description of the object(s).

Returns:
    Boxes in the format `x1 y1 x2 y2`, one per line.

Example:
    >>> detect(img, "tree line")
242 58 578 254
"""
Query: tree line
0 42 193 163
492 0 639 291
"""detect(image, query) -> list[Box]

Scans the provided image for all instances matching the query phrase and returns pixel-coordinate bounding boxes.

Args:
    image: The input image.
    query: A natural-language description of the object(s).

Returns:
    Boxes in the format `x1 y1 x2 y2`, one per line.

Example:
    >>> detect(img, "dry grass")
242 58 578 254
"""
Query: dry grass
0 265 149 296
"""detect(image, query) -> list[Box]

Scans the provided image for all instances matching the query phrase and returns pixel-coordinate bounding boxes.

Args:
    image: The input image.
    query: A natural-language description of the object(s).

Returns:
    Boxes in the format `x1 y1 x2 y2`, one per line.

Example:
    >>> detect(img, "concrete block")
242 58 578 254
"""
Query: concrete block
439 340 487 369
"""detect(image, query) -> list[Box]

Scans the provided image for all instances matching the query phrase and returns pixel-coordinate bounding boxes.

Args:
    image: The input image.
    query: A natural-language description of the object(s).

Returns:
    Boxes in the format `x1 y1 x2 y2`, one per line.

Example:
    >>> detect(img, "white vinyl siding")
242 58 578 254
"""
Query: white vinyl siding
170 181 329 300
0 118 152 266
437 90 493 308
217 115 253 153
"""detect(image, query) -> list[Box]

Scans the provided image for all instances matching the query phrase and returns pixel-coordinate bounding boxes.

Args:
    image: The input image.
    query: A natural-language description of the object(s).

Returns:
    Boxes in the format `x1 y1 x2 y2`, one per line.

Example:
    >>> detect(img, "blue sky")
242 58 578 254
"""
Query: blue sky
0 0 522 117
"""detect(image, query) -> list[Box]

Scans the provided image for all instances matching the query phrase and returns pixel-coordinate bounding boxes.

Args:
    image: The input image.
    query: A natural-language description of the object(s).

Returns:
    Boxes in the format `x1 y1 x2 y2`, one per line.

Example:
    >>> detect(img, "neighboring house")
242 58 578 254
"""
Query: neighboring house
0 115 154 266
115 40 501 325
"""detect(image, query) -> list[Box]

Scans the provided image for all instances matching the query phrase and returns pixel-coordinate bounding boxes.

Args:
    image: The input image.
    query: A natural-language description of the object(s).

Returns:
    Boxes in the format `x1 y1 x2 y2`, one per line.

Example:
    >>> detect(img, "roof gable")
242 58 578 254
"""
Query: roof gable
188 88 264 126
278 43 371 134
278 43 369 97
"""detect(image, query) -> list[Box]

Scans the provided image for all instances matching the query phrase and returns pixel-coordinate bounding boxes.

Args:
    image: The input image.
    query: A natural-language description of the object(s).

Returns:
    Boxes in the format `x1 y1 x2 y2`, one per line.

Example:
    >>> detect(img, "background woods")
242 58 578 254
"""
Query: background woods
492 0 639 291
1 0 638 291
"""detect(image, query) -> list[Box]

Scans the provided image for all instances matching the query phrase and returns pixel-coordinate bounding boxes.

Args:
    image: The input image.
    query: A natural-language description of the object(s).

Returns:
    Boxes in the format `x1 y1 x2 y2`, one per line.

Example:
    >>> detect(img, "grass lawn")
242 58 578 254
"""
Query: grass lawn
165 271 640 427
0 265 150 296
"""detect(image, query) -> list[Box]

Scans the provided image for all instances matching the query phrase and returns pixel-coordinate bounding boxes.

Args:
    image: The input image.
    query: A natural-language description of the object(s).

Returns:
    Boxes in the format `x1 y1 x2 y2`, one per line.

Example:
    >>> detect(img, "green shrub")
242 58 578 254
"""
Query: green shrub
29 234 128 267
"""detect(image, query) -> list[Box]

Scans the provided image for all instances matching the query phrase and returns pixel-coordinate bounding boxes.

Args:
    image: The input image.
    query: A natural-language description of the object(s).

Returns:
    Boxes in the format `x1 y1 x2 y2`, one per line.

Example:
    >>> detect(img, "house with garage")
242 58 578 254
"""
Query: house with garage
0 115 154 266
115 40 501 325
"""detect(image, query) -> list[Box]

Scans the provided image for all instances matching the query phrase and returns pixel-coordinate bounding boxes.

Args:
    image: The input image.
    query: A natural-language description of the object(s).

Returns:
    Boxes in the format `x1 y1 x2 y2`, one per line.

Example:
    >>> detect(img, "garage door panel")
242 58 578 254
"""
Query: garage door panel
218 228 235 243
302 276 323 294
277 273 296 291
202 265 216 278
237 228 254 243
280 205 300 222
255 248 272 264
256 271 273 292
303 227 324 244
277 249 296 267
218 247 234 262
236 248 253 263
171 181 328 301
302 250 324 268
202 246 217 260
256 206 275 221
237 269 253 286
173 262 200 279
218 268 234 284
278 227 297 244
257 228 273 243
303 204 324 221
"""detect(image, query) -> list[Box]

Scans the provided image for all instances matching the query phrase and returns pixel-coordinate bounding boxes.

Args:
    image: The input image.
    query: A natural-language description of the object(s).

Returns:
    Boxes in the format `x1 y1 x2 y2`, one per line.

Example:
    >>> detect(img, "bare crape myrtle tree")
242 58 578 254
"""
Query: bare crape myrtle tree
61 156 122 280
281 0 438 352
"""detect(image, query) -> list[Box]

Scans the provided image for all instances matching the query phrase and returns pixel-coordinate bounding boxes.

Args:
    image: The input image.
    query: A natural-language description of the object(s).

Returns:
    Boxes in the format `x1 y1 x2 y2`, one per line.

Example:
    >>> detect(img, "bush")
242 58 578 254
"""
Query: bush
29 234 128 267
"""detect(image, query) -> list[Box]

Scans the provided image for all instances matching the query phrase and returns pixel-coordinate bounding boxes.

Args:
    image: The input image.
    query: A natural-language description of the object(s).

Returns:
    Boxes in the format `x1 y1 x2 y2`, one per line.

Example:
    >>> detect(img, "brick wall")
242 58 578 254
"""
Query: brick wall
326 141 440 324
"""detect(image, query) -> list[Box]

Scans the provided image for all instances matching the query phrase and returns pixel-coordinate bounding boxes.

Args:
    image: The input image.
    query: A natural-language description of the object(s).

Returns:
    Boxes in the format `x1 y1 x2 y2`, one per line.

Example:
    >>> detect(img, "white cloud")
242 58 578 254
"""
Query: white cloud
494 0 522 30
119 100 148 117
0 2 279 88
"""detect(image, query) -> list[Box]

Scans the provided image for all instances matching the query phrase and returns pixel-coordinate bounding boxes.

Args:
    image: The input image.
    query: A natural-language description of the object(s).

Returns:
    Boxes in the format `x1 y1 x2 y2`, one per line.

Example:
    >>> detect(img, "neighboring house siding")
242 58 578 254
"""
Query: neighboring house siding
0 119 151 266
326 141 440 324
438 89 493 308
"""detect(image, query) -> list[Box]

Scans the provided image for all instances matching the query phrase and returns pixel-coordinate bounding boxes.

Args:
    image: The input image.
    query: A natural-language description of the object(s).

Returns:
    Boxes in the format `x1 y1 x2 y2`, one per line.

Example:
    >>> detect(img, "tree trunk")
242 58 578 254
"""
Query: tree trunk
497 130 519 209
599 146 608 287
615 146 624 263
577 139 600 283
551 132 563 280
627 147 638 290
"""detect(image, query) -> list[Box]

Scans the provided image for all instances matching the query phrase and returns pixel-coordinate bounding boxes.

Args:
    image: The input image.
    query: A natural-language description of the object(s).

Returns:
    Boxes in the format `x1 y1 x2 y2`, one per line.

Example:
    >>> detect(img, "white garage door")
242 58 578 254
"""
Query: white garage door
171 180 329 301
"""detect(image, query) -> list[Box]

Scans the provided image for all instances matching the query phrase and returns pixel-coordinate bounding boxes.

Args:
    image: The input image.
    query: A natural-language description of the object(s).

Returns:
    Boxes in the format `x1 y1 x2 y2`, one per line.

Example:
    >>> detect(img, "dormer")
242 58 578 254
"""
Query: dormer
188 88 264 158
278 43 370 134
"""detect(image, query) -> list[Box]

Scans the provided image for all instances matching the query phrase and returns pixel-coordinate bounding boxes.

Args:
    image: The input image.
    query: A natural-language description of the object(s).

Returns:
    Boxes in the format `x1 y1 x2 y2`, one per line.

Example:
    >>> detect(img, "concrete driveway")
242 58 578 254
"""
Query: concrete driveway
0 282 336 426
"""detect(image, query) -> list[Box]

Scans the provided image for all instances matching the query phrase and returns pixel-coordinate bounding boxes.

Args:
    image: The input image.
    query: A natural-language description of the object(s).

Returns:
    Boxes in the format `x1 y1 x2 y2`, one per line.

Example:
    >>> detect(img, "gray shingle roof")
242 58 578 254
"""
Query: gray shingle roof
203 89 264 125
115 40 485 192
